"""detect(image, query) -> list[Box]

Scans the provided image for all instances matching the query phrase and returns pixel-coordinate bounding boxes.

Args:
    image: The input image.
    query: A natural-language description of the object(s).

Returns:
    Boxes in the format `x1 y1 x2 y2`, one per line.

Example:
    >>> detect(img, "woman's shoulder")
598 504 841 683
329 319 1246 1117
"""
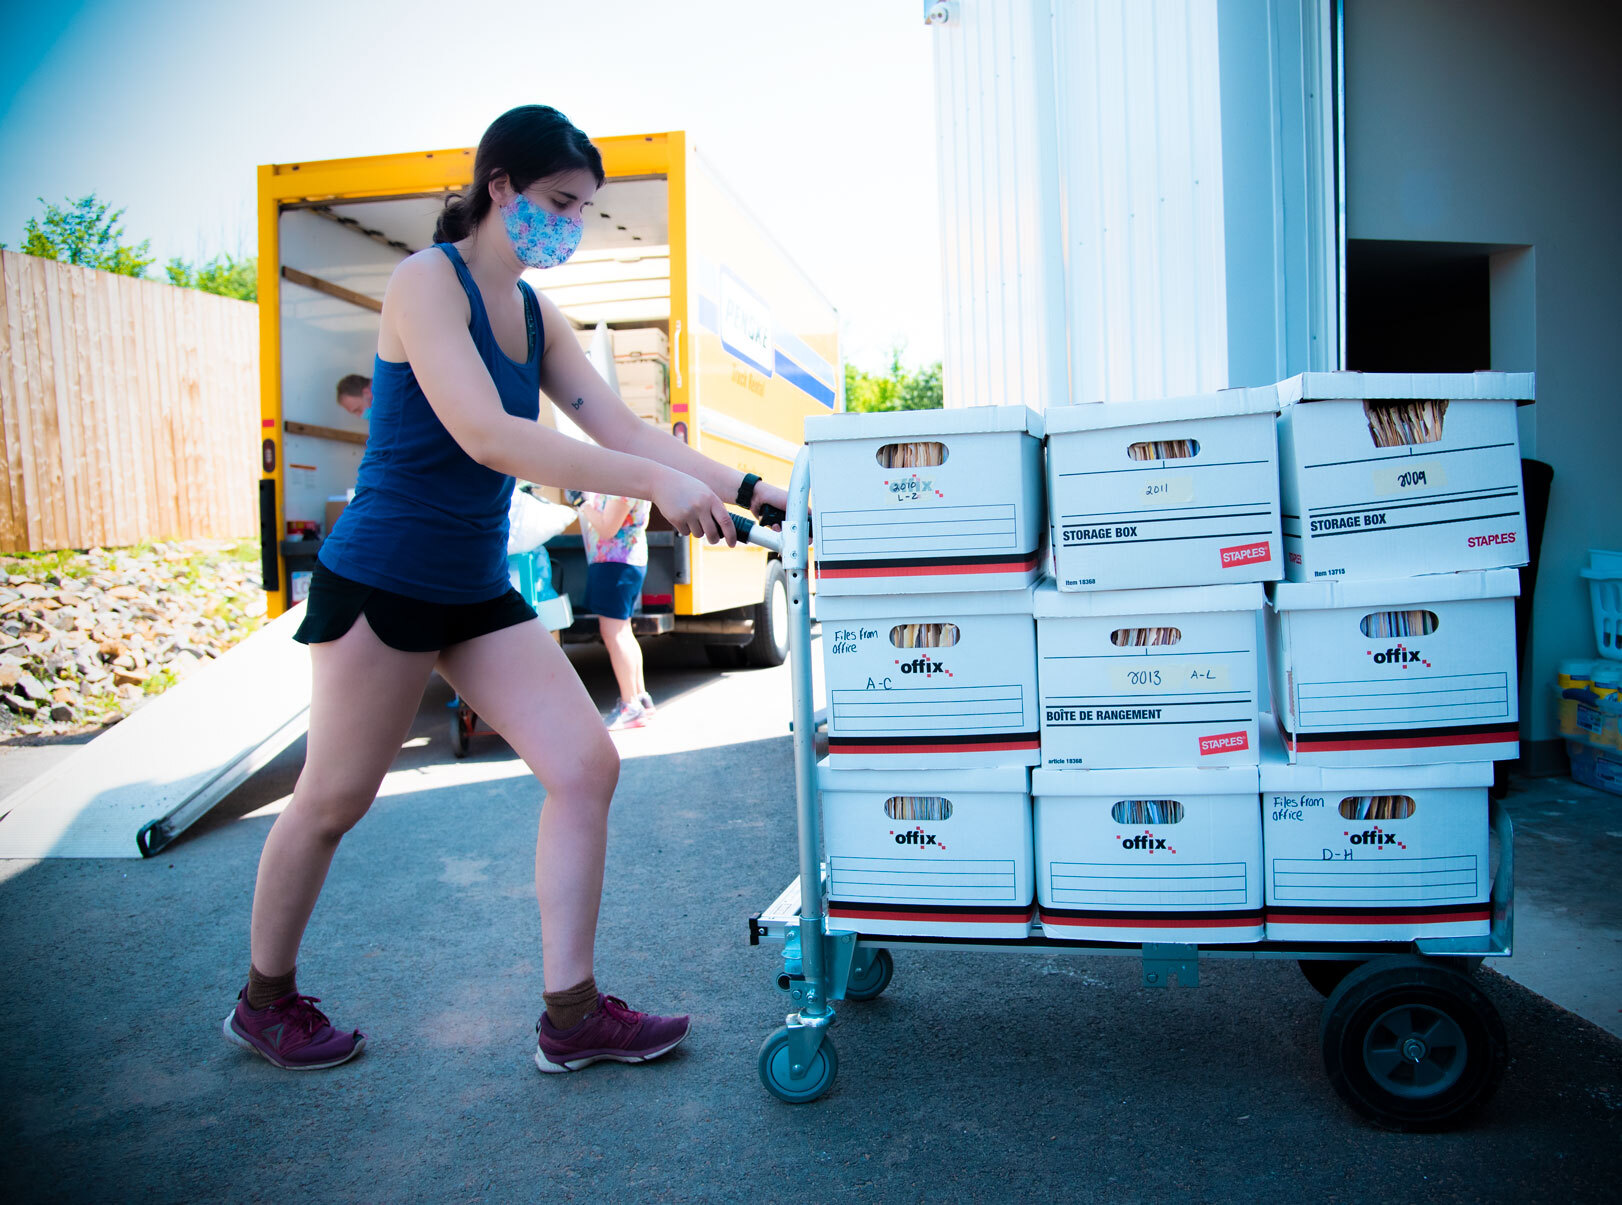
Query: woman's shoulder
389 246 462 295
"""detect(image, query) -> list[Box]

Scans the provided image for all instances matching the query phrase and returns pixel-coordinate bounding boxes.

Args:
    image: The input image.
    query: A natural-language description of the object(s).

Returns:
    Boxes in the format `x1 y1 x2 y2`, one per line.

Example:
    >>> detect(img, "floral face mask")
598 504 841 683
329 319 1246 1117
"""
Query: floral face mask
500 193 584 269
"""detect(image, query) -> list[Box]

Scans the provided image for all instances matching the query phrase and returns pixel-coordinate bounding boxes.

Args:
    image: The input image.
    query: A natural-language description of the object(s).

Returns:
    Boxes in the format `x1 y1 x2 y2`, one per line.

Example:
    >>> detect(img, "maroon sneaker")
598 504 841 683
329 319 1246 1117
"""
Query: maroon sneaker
223 988 365 1070
534 993 690 1073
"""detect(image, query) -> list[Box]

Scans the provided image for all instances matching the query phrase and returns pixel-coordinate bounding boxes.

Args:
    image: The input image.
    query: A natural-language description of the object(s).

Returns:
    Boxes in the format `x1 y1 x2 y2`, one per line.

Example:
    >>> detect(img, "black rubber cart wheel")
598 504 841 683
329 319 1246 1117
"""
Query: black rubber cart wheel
449 705 473 758
1299 958 1366 998
1320 956 1506 1131
843 948 894 1002
746 559 790 667
758 1027 837 1103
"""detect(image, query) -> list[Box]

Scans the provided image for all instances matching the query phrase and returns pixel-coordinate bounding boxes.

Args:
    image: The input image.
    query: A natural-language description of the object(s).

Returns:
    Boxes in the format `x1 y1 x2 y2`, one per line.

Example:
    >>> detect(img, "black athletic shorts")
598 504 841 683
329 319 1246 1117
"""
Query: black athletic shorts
292 561 537 653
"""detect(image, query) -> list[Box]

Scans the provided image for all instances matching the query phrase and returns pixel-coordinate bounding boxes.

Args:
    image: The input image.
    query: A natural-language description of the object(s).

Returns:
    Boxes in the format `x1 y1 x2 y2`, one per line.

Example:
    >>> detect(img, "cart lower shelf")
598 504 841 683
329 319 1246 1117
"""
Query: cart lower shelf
749 870 1511 1127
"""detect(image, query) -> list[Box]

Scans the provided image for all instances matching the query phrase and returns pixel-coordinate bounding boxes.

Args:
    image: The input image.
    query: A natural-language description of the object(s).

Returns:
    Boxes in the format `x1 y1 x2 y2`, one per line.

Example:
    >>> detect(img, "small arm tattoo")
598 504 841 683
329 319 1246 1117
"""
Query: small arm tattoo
570 397 584 410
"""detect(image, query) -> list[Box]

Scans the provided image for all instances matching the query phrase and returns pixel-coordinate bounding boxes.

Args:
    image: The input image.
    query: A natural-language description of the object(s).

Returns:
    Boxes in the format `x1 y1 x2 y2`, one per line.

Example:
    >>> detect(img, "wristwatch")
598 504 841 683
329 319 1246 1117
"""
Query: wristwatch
736 472 761 508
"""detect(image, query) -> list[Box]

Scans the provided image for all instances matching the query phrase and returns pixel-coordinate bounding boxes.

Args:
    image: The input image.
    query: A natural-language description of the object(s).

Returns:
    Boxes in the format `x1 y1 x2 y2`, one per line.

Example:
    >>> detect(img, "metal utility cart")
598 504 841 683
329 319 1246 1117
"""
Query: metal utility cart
745 449 1514 1128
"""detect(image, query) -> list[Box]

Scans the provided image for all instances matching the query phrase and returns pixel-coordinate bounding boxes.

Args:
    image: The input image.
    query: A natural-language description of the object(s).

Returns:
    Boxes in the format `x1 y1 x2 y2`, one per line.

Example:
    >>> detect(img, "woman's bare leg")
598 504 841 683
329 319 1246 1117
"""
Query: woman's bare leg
436 619 618 992
249 615 438 975
597 615 644 704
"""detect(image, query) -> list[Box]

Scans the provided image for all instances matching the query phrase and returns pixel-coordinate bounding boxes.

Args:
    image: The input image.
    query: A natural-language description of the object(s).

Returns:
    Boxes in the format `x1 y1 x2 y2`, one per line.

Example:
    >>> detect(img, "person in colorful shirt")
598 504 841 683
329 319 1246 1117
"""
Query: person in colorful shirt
578 491 654 728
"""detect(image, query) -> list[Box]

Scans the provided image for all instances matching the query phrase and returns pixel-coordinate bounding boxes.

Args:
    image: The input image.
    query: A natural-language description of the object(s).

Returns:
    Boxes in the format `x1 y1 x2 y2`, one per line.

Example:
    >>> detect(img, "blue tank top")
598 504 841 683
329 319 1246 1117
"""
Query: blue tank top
318 244 542 604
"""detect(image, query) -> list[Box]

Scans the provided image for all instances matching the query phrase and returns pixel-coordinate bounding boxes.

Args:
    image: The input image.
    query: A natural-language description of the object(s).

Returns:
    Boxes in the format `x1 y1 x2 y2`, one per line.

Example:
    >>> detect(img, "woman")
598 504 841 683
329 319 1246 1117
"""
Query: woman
577 490 655 729
224 105 786 1074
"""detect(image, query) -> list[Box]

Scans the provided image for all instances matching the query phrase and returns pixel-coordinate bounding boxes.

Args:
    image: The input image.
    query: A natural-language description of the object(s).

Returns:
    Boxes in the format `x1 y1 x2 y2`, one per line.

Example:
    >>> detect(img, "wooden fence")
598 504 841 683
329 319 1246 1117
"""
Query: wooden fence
0 249 259 553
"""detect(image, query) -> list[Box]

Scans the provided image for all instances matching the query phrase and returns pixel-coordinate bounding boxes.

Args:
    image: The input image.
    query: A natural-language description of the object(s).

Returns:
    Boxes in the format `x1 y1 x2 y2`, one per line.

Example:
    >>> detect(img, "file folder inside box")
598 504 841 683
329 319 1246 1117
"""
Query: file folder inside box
817 588 1039 768
1267 569 1519 765
1259 724 1491 941
805 406 1045 595
1044 387 1282 591
819 760 1034 938
1032 765 1263 943
1275 371 1532 582
1034 581 1263 769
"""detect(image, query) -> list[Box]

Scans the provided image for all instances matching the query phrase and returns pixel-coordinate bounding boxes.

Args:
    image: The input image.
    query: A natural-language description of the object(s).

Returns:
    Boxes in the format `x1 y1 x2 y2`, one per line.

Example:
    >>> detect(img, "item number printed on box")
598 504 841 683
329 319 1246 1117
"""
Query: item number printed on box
1372 461 1448 496
1109 662 1230 692
1139 474 1195 505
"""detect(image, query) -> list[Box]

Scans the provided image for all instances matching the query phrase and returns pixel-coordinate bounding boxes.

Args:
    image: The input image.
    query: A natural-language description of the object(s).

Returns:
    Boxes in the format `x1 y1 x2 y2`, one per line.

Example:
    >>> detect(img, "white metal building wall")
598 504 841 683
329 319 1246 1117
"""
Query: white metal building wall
929 0 1068 411
929 1 1334 409
1052 0 1228 404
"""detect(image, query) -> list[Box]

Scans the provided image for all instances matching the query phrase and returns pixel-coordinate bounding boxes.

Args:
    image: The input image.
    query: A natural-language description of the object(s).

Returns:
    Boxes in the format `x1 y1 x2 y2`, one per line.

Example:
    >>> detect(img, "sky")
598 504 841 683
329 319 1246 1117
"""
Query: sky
0 0 943 371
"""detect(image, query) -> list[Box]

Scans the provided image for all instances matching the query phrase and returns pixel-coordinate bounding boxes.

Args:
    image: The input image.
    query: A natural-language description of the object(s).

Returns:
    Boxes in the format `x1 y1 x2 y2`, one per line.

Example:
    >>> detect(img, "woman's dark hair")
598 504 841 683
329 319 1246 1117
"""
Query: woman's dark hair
433 105 605 244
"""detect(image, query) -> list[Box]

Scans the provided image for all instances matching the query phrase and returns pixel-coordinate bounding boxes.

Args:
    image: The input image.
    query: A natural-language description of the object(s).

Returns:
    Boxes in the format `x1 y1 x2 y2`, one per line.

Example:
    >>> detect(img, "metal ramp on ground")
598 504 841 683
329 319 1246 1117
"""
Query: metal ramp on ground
0 607 311 858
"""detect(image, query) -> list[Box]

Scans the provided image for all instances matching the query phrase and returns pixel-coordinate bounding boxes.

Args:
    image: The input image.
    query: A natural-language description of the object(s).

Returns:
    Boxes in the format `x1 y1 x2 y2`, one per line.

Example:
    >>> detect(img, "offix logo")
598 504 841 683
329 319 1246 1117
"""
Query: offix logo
1367 642 1431 669
893 656 954 679
885 473 943 502
1117 829 1176 854
890 824 947 851
1344 826 1407 850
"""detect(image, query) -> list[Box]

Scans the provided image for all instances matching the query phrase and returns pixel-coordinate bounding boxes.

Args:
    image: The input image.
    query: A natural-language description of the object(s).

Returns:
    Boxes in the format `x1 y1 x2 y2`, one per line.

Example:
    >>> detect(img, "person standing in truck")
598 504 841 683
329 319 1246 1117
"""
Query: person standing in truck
223 104 786 1075
335 373 372 416
577 490 656 729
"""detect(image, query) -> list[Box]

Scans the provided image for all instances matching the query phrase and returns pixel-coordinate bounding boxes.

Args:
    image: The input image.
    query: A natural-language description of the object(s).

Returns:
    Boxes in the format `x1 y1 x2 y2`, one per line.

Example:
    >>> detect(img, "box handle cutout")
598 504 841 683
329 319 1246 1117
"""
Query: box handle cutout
1128 438 1200 461
890 622 960 648
1359 610 1438 639
1363 399 1448 447
1110 626 1182 648
885 795 952 821
1339 795 1416 820
1111 800 1184 825
876 441 947 469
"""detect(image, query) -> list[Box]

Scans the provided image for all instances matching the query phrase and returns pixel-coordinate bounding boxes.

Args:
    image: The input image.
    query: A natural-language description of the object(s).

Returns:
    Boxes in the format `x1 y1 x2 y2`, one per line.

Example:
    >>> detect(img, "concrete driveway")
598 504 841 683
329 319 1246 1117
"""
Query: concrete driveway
1 637 1619 1203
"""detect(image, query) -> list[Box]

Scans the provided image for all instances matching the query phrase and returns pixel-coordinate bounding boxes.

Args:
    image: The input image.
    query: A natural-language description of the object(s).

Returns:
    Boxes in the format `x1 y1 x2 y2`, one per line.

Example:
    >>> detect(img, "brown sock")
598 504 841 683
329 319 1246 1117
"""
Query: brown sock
246 965 298 1010
543 977 599 1031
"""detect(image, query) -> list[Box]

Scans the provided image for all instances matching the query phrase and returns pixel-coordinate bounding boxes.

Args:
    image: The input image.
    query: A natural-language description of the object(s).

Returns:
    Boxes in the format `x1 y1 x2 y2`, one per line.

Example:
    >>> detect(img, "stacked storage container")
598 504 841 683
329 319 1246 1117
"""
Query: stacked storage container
806 407 1046 937
1264 371 1534 940
1032 390 1284 943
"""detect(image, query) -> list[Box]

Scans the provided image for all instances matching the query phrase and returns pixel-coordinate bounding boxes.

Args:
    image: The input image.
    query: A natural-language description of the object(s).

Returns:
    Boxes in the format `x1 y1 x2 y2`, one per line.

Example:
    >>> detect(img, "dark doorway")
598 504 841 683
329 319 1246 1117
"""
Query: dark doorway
1346 240 1491 371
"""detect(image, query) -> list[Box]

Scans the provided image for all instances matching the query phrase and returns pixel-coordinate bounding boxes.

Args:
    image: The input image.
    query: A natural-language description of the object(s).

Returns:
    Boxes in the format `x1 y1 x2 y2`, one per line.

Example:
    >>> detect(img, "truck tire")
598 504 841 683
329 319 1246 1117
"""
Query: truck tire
746 560 790 667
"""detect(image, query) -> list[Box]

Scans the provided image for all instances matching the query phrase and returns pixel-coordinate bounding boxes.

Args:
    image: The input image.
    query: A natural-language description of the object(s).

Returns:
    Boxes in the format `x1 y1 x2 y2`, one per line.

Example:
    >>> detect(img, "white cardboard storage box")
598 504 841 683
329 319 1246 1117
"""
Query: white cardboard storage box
1032 765 1263 943
1259 724 1491 941
819 760 1034 938
1045 388 1283 591
1275 371 1532 582
1267 569 1520 766
805 406 1045 596
1034 581 1263 769
817 589 1039 769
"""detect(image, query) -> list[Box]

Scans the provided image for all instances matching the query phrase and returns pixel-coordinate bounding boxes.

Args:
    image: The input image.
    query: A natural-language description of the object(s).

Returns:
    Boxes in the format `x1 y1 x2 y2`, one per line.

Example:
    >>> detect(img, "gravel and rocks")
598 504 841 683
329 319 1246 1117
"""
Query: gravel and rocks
0 539 265 739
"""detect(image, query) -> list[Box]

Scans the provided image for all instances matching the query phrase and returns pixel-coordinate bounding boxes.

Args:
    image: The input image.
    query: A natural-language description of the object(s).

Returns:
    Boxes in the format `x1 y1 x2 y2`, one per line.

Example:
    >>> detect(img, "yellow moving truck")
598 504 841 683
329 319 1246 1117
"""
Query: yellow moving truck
257 132 839 665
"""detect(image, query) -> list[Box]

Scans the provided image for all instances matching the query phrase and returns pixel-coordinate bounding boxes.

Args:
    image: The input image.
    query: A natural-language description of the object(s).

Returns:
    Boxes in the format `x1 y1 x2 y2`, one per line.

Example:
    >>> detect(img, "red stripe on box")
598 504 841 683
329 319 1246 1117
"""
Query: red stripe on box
641 594 673 606
1294 729 1517 752
819 555 1040 579
827 737 1041 755
1266 907 1490 925
1039 912 1260 929
830 905 1031 924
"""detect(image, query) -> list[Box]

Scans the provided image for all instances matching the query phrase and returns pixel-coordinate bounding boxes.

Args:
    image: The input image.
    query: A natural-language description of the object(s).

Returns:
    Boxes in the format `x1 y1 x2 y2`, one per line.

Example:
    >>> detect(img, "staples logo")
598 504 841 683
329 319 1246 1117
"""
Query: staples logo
1367 643 1431 669
1220 540 1271 569
1468 531 1518 548
1199 730 1249 756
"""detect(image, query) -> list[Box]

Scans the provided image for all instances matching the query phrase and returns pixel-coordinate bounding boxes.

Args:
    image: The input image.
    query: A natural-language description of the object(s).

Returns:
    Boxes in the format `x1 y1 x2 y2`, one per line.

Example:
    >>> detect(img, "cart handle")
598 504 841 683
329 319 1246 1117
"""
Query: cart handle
728 510 784 555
